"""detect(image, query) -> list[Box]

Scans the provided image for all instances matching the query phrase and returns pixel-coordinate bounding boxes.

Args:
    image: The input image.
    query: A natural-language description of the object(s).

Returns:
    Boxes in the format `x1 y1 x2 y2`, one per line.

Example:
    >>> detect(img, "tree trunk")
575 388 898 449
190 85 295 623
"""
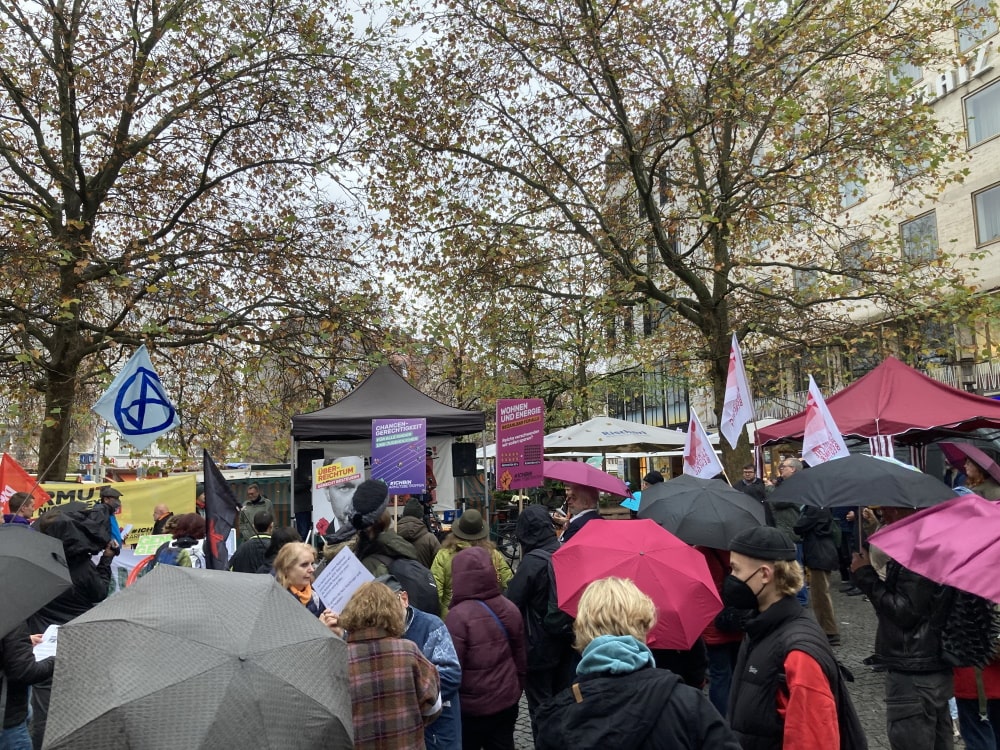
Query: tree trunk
37 355 82 482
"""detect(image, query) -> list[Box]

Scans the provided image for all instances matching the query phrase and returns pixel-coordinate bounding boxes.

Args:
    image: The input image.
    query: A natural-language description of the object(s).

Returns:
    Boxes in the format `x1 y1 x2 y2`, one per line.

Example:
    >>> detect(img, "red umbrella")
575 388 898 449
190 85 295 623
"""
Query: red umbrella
542 460 630 498
869 493 1000 603
551 519 722 649
938 442 1000 484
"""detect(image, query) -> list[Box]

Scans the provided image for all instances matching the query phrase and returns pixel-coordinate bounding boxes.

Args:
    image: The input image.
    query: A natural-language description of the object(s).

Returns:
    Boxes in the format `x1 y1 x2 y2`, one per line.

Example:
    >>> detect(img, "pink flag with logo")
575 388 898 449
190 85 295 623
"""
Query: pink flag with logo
802 375 850 465
721 333 755 450
683 410 724 479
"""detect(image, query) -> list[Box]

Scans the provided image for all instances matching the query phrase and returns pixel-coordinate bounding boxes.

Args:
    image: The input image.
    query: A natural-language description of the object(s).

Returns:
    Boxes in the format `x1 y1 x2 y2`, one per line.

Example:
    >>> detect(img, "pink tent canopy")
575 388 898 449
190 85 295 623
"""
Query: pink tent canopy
757 357 1000 446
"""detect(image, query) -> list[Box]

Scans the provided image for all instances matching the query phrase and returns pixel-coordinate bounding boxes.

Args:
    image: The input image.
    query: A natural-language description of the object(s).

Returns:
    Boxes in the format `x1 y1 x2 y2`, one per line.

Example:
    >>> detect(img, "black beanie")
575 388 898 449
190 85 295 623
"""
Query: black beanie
729 526 797 561
349 480 389 530
402 498 424 519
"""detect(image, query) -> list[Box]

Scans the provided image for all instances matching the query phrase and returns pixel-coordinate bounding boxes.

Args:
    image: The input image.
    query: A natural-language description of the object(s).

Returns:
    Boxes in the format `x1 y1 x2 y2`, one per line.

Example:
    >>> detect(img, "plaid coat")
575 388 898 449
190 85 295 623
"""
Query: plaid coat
348 626 442 749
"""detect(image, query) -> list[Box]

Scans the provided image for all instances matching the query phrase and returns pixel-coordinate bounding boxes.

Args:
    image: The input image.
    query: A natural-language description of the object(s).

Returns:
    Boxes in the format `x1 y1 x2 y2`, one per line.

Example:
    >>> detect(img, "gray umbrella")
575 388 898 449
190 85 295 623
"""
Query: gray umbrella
0 525 72 639
43 566 353 749
637 474 765 549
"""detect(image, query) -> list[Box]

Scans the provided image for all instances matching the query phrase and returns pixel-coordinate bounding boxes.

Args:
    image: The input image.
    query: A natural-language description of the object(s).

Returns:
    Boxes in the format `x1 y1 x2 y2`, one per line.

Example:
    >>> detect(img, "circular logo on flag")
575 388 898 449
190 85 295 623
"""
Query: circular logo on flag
113 367 177 436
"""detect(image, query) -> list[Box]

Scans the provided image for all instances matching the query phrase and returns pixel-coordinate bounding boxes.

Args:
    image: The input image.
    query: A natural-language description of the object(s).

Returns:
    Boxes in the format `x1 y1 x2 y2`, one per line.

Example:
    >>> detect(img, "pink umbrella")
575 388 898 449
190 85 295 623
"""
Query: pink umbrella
868 493 1000 603
551 519 722 649
542 460 630 497
938 442 1000 484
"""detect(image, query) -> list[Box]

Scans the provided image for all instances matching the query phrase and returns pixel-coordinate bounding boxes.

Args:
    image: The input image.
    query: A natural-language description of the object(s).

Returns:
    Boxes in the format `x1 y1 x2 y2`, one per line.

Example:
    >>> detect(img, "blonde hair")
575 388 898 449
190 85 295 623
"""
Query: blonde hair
771 559 805 597
273 542 315 589
340 581 405 637
573 577 657 651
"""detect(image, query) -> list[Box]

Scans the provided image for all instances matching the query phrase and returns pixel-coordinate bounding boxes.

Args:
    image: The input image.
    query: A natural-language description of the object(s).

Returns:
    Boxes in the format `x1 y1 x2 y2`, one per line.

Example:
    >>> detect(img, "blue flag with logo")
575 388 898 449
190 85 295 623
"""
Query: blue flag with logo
92 345 180 451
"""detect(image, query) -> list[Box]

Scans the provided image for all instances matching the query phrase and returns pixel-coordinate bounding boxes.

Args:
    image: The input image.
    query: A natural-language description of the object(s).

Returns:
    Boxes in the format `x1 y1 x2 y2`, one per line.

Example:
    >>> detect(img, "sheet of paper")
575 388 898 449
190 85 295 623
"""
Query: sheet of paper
134 534 173 555
33 624 60 661
312 546 374 614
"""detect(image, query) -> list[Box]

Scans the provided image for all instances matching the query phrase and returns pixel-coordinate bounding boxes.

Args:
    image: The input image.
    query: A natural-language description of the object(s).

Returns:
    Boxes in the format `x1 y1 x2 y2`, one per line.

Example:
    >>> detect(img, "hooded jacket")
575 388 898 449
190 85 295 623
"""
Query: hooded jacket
793 507 839 571
397 515 441 569
445 546 526 716
535 636 740 750
431 542 513 619
505 505 563 670
359 530 421 578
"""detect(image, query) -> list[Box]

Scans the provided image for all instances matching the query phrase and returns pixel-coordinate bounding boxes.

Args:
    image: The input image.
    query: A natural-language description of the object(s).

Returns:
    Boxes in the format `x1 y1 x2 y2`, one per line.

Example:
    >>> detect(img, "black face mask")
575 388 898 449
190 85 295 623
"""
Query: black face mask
721 568 764 612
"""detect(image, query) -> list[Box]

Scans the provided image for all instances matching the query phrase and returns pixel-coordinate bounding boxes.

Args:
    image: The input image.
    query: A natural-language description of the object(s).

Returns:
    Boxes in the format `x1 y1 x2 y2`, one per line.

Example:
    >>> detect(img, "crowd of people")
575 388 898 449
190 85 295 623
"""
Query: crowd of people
3 449 1000 750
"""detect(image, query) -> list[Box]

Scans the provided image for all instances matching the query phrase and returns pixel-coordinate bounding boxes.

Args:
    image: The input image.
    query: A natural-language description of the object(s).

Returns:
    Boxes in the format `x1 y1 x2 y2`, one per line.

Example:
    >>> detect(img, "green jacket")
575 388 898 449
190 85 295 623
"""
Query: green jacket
431 542 513 619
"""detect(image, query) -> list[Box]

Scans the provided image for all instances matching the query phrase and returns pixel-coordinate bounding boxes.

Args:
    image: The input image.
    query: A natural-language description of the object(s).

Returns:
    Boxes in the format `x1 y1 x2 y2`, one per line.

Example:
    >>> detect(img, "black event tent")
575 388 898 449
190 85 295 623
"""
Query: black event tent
291 365 486 440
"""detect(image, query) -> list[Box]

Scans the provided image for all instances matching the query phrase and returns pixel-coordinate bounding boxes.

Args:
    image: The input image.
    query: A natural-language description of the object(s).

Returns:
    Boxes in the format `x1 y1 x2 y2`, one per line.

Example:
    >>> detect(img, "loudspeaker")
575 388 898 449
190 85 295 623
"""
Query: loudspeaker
294 448 324 513
451 443 478 477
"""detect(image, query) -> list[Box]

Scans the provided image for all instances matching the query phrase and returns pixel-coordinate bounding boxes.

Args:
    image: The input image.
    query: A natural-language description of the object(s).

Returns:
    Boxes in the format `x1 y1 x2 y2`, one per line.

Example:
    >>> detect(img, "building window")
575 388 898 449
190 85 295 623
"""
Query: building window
966 80 1000 146
974 183 1000 245
839 169 866 209
841 240 872 289
793 267 819 298
888 59 924 86
957 0 999 53
900 212 939 261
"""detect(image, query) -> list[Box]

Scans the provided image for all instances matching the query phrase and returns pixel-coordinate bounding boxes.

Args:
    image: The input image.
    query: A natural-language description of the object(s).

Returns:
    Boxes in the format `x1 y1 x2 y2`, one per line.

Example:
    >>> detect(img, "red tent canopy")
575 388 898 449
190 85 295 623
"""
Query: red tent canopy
756 356 1000 446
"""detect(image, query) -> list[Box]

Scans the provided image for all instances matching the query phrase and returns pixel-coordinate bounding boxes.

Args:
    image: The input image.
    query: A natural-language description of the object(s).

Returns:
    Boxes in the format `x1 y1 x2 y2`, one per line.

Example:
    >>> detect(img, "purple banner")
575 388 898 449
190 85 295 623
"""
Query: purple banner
496 398 545 491
371 418 427 495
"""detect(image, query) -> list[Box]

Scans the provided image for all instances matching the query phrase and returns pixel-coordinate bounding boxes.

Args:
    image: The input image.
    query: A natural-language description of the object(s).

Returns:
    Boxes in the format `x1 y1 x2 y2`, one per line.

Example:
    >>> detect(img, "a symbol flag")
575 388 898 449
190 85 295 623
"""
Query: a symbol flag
802 375 850 466
721 333 755 450
92 345 180 451
203 451 240 571
0 453 51 516
683 410 725 479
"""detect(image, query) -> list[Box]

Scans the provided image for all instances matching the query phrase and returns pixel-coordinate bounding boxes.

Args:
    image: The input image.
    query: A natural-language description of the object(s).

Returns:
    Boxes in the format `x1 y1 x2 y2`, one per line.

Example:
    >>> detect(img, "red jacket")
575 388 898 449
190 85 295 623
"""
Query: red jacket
955 660 1000 699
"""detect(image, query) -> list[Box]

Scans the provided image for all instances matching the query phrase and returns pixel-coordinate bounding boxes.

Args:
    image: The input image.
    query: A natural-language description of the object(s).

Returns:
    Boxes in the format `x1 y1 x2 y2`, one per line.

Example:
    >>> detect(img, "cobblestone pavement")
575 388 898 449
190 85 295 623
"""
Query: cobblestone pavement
512 576 963 749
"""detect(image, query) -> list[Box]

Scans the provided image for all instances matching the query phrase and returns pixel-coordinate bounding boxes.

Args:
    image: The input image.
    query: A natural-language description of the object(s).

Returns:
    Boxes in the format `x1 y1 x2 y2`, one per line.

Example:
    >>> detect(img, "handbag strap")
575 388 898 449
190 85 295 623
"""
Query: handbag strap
476 600 509 641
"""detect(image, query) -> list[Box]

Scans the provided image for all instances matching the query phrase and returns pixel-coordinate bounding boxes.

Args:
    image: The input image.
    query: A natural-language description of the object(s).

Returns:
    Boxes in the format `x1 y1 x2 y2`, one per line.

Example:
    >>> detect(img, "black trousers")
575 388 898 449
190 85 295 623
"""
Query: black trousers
885 669 955 750
461 701 519 750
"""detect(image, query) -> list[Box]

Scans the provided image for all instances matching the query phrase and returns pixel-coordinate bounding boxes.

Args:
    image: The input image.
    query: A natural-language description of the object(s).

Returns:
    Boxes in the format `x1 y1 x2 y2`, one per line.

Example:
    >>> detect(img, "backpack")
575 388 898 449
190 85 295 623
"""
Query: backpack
933 585 1000 668
388 558 441 618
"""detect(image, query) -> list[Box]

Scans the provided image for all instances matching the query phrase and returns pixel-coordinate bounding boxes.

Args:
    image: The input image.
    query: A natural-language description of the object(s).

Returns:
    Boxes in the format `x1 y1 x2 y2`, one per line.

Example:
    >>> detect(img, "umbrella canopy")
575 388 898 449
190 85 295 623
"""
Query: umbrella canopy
544 417 694 453
551 519 722 649
0 526 72 639
637 475 765 549
869 494 1000 603
44 566 352 750
542 460 630 497
939 442 1000 484
768 454 955 509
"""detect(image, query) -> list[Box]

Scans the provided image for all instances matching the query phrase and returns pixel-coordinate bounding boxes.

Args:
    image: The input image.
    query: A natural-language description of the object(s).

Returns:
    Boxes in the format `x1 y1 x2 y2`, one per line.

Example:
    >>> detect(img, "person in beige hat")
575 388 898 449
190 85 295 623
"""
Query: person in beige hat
430 509 513 618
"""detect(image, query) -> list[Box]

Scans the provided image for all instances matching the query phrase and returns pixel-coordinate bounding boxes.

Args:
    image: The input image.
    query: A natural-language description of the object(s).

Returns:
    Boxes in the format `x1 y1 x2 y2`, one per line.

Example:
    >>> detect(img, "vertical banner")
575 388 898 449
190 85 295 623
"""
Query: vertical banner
802 375 850 466
371 418 427 495
495 398 545 491
312 456 365 536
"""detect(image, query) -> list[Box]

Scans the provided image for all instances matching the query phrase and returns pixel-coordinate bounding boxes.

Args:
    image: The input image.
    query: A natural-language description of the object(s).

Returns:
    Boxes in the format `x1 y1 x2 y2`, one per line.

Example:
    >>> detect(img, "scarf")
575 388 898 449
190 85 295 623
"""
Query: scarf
576 634 655 676
289 583 314 606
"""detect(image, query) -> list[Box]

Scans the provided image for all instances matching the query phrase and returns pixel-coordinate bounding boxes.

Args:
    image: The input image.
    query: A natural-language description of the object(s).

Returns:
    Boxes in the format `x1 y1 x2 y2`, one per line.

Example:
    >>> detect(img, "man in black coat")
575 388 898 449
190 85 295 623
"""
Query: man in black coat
2 624 55 744
736 464 773 525
557 484 602 543
794 506 841 646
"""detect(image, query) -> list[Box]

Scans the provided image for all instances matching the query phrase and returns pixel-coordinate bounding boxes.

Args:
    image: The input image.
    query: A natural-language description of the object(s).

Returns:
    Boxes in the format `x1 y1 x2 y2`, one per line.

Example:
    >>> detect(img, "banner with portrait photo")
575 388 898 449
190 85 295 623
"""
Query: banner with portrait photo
312 456 366 537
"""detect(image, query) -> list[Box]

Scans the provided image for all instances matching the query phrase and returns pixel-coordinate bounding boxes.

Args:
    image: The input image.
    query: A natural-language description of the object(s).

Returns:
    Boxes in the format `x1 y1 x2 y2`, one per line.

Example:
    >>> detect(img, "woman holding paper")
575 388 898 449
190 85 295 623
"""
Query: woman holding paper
274 542 341 633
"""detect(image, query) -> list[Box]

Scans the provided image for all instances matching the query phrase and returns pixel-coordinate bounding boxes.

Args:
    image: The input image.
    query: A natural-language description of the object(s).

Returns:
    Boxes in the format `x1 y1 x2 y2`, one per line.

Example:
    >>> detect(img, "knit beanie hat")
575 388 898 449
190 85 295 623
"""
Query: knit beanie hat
347 480 389 532
402 498 424 519
729 526 797 561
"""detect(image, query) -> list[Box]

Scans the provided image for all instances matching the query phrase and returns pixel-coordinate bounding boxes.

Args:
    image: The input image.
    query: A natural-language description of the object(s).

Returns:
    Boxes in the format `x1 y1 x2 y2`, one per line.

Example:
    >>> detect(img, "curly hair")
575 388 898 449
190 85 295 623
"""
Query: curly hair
171 513 206 540
340 581 405 637
573 577 657 652
273 542 316 589
771 559 805 597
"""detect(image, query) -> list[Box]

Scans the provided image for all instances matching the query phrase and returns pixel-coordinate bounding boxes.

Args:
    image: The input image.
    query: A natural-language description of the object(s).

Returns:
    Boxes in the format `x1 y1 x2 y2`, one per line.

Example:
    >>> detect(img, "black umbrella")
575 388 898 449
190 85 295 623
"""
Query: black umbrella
0 526 72 638
768 454 955 509
637 474 765 549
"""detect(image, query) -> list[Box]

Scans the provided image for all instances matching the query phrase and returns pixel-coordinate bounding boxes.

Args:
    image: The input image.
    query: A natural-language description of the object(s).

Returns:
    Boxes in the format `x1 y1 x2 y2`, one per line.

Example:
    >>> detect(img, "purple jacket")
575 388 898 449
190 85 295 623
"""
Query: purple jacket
445 546 526 716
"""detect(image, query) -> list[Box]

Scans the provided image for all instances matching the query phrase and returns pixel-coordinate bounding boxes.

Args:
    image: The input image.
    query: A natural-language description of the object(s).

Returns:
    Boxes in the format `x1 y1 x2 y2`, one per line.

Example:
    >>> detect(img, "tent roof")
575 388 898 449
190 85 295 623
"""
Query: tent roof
291 365 486 440
543 416 716 452
756 356 1000 446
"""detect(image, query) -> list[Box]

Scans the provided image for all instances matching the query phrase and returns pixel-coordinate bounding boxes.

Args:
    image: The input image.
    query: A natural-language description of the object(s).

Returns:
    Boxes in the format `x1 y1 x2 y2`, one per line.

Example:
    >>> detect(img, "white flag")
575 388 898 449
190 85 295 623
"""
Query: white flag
801 375 850 465
92 345 180 451
683 410 725 479
721 333 755 450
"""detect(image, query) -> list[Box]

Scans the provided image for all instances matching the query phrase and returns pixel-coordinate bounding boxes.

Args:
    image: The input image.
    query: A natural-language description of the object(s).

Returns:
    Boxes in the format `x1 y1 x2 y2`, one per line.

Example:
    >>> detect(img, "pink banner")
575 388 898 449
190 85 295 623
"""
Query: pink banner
496 399 545 491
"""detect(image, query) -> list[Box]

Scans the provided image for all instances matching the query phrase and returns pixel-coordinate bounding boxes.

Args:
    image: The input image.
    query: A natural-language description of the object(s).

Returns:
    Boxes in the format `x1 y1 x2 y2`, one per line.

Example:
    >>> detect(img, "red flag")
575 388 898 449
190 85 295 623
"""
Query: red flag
0 453 51 516
202 451 240 570
683 410 725 479
802 376 850 465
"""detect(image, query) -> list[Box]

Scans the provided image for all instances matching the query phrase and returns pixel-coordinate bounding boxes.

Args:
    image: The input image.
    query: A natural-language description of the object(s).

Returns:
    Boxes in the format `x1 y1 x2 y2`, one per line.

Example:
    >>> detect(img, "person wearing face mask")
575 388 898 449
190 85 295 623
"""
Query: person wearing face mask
725 526 866 750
